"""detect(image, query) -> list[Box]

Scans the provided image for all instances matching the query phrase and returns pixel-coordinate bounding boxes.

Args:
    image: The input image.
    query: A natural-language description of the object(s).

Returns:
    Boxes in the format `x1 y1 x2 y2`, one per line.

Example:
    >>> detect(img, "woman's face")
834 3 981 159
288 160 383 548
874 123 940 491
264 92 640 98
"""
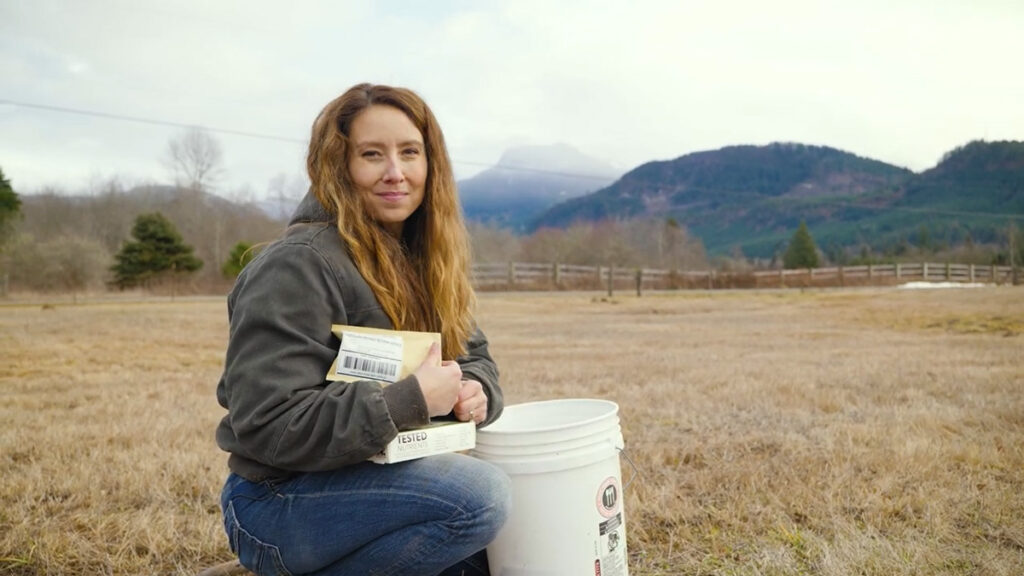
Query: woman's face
347 105 427 237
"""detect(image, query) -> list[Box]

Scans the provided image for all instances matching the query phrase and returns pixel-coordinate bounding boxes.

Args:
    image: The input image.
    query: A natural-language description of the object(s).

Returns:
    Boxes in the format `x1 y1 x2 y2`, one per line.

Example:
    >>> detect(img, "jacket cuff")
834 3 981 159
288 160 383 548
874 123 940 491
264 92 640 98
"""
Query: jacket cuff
383 375 430 430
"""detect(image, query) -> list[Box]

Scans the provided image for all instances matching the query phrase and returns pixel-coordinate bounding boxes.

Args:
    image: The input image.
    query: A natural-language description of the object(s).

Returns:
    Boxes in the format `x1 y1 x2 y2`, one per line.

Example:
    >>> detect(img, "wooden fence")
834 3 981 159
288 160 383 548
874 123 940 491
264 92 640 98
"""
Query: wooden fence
472 261 1018 293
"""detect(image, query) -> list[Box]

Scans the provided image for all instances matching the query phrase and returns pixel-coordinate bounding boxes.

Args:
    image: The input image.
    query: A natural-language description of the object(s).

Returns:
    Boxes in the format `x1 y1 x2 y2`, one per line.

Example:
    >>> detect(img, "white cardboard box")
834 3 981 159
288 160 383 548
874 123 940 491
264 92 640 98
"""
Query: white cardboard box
371 420 477 464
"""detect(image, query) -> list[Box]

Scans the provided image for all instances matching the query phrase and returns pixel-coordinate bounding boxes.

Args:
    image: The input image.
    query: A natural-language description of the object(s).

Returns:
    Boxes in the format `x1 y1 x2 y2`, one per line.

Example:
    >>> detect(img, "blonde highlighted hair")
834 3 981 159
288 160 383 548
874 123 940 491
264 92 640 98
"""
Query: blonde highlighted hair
306 83 475 359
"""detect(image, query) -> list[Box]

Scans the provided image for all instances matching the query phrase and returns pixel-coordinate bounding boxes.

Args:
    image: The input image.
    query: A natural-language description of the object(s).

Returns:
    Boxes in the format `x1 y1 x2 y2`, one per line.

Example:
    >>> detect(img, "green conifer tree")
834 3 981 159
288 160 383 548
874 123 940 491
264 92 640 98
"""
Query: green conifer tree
221 241 258 278
111 213 202 288
0 167 22 250
783 220 820 269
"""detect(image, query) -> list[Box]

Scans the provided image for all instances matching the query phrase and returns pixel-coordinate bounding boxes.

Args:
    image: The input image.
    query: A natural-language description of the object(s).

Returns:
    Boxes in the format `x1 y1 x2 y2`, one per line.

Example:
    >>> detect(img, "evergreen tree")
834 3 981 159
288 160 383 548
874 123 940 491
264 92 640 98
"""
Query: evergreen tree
916 224 932 253
222 241 258 278
783 220 820 269
111 213 202 288
0 167 22 249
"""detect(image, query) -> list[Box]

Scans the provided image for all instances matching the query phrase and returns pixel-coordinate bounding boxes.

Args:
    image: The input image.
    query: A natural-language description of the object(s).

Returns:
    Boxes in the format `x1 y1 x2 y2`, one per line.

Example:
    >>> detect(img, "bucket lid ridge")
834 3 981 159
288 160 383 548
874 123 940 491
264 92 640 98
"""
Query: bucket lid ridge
478 398 620 437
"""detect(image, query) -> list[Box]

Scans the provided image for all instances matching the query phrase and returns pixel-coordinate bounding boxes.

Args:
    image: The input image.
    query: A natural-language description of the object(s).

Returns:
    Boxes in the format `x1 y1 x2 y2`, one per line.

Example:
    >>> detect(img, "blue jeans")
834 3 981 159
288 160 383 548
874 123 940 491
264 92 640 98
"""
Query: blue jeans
220 453 510 576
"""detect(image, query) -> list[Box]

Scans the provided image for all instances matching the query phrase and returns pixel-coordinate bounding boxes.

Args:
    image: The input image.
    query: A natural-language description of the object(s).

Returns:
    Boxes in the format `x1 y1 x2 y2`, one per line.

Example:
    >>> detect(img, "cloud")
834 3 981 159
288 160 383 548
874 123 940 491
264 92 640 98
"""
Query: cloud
1 0 1022 195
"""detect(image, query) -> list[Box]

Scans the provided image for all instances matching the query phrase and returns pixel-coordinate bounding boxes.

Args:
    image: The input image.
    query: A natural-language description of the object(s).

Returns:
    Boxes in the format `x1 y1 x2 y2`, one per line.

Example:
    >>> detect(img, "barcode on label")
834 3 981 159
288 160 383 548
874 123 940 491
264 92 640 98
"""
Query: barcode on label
337 353 401 382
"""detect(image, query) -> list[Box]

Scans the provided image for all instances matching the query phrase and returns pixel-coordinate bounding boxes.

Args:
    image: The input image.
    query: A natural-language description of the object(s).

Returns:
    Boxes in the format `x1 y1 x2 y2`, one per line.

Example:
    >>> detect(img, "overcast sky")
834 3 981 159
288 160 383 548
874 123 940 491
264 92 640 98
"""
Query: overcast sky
3 0 1023 199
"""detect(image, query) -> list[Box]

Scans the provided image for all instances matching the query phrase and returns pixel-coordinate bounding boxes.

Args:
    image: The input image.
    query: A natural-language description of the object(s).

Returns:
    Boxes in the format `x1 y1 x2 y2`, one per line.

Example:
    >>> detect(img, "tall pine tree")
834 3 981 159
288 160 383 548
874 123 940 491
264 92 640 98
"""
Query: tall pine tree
783 220 820 269
0 167 22 250
111 213 202 288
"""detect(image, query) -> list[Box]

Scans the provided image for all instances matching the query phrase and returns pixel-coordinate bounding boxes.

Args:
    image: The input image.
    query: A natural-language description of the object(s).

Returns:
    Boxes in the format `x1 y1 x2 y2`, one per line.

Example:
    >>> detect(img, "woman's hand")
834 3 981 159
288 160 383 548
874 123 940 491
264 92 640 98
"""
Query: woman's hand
414 342 463 417
454 379 488 424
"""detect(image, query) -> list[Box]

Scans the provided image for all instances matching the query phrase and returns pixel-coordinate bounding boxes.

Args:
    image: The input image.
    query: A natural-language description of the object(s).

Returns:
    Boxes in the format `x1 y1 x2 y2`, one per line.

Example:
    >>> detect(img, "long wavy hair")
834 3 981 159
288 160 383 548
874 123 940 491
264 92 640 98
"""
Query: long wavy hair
306 83 475 359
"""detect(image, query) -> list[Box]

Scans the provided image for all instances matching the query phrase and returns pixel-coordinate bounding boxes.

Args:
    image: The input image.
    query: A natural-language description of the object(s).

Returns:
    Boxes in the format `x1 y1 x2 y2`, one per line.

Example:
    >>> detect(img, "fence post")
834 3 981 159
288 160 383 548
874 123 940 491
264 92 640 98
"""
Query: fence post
946 262 951 280
779 268 785 288
868 264 873 280
969 264 975 283
507 261 515 287
607 264 614 297
553 262 560 288
636 268 643 297
923 262 929 281
1011 224 1020 285
896 263 902 279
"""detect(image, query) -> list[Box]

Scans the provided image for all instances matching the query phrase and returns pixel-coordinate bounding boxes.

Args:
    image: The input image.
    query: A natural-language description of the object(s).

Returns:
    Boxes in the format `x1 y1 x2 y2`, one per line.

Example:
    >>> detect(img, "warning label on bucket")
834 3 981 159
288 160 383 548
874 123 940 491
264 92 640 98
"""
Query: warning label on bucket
599 513 622 536
597 512 627 576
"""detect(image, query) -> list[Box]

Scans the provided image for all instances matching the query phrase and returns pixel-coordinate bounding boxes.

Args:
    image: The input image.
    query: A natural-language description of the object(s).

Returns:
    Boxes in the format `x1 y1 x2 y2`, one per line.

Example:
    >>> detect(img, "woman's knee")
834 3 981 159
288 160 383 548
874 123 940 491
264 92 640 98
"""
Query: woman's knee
452 456 511 538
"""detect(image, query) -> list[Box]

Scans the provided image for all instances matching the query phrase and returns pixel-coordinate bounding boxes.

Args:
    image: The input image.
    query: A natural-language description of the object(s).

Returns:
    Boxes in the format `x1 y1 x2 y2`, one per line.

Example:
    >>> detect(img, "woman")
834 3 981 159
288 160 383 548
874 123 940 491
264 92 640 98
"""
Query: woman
215 83 510 576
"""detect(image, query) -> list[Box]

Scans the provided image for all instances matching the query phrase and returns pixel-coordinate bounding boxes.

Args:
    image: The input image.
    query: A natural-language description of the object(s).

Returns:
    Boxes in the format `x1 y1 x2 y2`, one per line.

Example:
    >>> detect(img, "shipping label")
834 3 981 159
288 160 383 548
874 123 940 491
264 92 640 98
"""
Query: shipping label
335 331 404 383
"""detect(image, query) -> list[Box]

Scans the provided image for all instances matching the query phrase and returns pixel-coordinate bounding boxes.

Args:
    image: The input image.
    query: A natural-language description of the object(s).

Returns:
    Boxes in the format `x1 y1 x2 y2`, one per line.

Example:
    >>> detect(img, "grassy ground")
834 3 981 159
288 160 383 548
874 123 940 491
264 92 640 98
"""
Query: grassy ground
1 287 1022 575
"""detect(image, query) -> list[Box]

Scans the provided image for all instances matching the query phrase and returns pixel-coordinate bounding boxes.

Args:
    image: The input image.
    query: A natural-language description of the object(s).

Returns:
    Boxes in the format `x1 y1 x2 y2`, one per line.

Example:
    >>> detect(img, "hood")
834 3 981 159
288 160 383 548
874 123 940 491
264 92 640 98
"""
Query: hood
289 190 333 225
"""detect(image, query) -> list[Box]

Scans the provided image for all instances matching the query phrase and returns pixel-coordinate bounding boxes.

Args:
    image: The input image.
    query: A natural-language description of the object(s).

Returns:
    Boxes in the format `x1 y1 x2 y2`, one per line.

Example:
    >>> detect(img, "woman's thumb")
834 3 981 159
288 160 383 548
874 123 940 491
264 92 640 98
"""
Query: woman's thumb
423 341 441 366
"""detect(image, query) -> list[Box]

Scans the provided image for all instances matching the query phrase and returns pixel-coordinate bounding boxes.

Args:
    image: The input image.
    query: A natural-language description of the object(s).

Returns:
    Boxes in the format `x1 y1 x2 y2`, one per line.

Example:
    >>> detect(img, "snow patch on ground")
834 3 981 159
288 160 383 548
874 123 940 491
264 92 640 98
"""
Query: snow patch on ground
897 282 990 290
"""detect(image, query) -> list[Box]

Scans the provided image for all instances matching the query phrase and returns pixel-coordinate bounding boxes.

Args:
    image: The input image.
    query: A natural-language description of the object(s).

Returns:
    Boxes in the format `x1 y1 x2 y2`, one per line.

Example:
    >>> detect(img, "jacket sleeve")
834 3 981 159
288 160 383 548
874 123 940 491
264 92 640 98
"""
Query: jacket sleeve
217 241 429 472
457 326 504 427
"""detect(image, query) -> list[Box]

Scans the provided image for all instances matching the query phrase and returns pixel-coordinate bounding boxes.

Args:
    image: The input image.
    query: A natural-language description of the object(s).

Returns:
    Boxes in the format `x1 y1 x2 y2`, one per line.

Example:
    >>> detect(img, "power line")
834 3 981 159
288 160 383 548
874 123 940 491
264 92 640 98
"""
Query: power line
3 98 1020 219
1 98 306 144
0 98 617 181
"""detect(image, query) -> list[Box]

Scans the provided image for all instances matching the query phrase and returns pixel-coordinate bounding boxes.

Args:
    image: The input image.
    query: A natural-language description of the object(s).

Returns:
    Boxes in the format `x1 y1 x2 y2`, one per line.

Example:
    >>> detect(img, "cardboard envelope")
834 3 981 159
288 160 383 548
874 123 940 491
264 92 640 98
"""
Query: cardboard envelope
326 325 441 384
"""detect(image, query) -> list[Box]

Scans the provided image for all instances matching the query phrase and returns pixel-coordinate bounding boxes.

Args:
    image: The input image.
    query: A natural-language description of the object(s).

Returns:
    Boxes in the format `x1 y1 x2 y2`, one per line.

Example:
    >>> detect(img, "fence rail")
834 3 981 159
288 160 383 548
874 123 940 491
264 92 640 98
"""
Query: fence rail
472 261 1017 293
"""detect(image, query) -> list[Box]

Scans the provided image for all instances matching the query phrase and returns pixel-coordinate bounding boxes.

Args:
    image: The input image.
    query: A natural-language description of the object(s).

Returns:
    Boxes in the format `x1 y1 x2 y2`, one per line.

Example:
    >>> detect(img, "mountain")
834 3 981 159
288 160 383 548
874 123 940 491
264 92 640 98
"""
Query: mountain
835 140 1024 252
458 144 621 231
900 140 1024 213
531 141 1023 258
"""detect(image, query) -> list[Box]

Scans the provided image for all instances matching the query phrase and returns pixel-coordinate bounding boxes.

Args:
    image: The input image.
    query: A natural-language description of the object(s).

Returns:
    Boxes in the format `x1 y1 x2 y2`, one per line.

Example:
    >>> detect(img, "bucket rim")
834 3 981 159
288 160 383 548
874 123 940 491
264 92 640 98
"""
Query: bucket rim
471 439 622 474
478 398 620 437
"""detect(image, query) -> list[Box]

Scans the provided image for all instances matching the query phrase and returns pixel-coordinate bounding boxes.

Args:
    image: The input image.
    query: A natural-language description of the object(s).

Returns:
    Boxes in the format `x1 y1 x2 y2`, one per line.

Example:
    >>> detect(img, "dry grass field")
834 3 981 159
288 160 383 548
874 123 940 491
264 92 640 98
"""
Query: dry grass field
1 287 1022 575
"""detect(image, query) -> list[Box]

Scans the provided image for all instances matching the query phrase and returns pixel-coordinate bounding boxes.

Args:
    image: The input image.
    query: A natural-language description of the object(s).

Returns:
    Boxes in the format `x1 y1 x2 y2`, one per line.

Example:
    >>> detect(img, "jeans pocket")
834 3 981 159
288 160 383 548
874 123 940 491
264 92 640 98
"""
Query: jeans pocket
224 501 292 576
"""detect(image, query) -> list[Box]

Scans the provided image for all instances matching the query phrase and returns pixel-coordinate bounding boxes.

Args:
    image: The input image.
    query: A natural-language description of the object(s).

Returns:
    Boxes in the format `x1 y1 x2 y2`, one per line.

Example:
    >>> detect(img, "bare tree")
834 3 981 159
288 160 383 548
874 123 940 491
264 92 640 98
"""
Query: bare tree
42 236 111 301
467 222 521 263
520 227 572 264
162 128 226 285
84 177 134 253
518 218 707 269
165 127 224 192
657 218 706 270
3 234 109 297
588 220 635 266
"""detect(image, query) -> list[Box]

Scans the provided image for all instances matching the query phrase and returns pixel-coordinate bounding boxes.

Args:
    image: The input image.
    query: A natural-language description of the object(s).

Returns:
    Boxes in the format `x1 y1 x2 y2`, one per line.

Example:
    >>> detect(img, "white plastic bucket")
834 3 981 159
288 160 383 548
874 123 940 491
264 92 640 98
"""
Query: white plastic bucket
473 399 630 576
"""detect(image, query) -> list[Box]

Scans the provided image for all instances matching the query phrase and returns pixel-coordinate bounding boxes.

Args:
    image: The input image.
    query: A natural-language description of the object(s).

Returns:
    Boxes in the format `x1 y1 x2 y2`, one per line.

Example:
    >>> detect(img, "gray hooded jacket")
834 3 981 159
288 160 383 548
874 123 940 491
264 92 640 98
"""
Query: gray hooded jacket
215 192 502 481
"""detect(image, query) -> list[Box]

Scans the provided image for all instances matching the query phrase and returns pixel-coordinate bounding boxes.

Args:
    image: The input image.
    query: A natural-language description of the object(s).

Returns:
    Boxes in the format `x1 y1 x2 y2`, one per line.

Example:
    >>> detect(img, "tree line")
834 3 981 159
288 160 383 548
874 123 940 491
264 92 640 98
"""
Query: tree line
2 176 1019 296
0 128 287 296
0 183 283 296
469 217 708 271
0 185 713 295
2 127 1020 296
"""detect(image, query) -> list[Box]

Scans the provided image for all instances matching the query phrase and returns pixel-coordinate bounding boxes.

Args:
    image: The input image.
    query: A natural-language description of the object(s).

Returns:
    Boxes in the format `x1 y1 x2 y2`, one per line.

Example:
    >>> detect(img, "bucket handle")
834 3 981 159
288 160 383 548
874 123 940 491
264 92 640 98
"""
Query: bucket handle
618 447 641 491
